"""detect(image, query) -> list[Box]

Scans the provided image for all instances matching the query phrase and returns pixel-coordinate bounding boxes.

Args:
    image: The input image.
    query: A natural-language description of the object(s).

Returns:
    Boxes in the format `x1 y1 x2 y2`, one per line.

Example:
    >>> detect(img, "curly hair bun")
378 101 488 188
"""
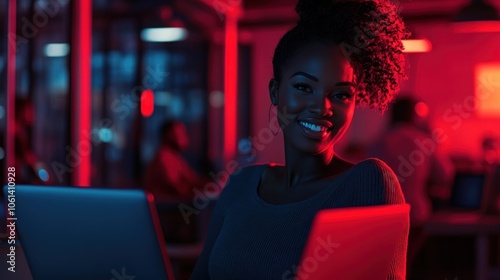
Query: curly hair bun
273 0 408 110
296 0 334 25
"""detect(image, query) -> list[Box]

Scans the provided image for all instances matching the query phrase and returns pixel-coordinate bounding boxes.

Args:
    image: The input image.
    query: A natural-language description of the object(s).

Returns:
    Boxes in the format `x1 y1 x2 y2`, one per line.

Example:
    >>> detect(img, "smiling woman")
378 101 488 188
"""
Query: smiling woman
191 0 409 279
270 43 356 158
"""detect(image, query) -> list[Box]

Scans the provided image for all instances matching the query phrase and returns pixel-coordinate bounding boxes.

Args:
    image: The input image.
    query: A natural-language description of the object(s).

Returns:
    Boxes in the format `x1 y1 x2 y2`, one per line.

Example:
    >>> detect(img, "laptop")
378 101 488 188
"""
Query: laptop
438 168 500 215
3 185 175 280
449 172 487 211
296 204 410 280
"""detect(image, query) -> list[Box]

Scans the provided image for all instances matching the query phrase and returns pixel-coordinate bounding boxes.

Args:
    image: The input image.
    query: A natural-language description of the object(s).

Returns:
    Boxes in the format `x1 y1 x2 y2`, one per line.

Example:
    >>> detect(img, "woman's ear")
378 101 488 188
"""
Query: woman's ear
268 78 279 106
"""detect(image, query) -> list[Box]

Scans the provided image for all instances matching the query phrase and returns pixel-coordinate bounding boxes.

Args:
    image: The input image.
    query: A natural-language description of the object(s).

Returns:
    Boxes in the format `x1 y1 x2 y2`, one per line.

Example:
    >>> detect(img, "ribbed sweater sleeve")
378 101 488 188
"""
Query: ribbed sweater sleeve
354 158 409 280
190 168 243 279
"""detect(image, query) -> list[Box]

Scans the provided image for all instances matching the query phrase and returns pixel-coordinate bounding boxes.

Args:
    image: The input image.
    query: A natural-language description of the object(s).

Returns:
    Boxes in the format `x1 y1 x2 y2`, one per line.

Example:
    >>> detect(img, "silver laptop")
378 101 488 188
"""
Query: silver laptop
3 185 174 280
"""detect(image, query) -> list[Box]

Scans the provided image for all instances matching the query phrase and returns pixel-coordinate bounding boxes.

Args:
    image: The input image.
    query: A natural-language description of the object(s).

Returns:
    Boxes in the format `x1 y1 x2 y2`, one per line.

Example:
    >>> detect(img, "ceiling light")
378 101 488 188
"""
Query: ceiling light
45 43 70 57
402 39 432 53
140 27 188 42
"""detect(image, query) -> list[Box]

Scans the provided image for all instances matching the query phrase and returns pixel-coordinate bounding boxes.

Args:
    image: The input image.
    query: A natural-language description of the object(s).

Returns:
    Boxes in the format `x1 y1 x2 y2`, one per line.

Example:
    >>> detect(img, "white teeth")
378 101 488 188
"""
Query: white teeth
300 121 328 132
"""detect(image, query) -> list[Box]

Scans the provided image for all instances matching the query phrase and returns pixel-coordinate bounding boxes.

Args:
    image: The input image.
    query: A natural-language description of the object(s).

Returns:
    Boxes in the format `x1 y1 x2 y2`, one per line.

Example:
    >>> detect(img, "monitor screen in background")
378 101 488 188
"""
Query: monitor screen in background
450 173 486 209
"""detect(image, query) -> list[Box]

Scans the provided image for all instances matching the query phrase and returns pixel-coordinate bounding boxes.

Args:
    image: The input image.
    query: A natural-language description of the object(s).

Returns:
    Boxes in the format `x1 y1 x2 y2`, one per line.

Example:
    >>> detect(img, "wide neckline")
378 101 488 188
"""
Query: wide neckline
253 161 363 208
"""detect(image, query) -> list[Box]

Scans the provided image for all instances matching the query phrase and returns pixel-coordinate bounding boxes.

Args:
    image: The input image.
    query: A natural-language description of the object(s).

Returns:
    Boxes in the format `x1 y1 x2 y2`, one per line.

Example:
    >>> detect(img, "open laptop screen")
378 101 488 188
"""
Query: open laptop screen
450 173 486 209
3 185 174 280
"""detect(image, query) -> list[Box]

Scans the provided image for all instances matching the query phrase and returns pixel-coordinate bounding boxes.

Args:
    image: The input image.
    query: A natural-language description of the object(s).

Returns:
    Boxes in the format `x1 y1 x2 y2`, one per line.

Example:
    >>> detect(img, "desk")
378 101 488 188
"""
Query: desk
425 212 500 280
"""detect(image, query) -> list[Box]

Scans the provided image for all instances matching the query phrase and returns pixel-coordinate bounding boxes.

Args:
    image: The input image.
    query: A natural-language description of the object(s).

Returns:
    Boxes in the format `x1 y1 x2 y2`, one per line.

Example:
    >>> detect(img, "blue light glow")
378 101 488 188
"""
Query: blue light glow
38 169 49 182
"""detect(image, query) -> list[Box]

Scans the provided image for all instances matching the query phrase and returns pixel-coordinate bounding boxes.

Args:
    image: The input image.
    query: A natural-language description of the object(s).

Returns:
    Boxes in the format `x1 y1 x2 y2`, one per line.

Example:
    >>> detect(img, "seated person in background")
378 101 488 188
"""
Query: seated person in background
369 96 455 278
15 98 48 185
192 0 409 278
143 121 210 200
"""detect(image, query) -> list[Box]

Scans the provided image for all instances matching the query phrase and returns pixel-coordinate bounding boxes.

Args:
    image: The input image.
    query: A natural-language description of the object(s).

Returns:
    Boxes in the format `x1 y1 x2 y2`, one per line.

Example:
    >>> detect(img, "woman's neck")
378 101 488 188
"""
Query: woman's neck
282 143 340 190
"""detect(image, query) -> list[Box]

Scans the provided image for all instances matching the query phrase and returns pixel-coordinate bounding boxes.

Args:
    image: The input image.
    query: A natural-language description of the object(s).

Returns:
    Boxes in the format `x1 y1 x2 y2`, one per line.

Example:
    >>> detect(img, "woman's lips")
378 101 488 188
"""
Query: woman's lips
298 121 332 140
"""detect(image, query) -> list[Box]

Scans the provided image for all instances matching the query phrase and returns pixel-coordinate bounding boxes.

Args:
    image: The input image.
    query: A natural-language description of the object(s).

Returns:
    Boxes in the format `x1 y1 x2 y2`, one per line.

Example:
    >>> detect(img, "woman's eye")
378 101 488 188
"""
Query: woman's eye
332 91 352 101
294 83 312 93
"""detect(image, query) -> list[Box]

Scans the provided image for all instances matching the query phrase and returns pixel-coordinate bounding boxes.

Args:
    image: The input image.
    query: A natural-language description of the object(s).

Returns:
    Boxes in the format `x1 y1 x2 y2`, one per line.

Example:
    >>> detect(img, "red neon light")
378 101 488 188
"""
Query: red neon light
453 21 500 33
141 89 155 117
224 11 239 163
72 0 92 187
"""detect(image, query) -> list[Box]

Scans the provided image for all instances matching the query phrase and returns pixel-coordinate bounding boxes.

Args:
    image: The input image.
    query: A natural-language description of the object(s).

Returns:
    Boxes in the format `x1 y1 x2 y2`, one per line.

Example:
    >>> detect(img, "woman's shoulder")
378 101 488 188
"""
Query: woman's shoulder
352 157 399 184
218 163 269 195
335 157 396 182
352 158 395 175
346 158 405 204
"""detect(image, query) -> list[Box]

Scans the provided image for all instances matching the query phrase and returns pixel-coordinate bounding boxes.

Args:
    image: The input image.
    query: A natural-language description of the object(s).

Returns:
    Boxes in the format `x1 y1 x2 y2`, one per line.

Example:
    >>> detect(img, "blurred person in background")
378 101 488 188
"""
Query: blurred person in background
15 98 48 185
143 120 210 200
369 95 455 278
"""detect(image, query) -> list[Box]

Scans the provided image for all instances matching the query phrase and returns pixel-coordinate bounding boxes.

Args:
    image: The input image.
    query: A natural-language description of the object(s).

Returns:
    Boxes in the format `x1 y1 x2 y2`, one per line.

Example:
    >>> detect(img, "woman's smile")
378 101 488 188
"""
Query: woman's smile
298 119 333 140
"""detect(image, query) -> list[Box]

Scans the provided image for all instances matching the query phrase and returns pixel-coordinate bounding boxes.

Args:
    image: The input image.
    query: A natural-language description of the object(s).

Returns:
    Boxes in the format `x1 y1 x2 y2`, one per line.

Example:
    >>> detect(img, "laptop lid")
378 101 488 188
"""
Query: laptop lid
296 204 410 280
3 185 174 280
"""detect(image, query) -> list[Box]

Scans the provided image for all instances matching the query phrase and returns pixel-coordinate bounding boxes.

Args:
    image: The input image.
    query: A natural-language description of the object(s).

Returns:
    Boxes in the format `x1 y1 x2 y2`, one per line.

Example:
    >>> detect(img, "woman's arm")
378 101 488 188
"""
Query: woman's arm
190 199 225 279
190 166 247 279
369 159 409 280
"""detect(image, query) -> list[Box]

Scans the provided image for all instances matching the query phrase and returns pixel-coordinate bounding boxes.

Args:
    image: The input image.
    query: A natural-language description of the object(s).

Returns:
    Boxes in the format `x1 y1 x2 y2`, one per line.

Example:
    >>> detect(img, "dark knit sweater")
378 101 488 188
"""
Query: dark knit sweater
191 158 408 280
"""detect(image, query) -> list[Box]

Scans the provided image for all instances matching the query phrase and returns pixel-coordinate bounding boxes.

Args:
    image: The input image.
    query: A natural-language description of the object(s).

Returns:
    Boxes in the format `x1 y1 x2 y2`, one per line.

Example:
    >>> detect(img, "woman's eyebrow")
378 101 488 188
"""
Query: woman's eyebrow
335 82 356 88
290 72 355 88
290 71 318 82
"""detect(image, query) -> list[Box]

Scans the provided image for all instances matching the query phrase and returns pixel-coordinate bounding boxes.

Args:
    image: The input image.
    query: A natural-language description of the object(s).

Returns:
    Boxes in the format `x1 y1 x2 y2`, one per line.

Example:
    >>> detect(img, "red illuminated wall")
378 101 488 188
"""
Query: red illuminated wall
412 23 500 159
250 27 287 164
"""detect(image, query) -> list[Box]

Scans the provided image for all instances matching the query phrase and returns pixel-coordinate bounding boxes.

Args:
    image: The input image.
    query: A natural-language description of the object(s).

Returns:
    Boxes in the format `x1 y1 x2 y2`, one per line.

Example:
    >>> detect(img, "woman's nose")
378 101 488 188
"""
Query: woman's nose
309 95 333 117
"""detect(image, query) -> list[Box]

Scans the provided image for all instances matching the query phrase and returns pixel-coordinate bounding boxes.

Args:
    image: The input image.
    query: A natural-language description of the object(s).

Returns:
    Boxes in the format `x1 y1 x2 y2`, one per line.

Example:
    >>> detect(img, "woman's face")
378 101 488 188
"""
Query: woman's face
270 42 356 155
